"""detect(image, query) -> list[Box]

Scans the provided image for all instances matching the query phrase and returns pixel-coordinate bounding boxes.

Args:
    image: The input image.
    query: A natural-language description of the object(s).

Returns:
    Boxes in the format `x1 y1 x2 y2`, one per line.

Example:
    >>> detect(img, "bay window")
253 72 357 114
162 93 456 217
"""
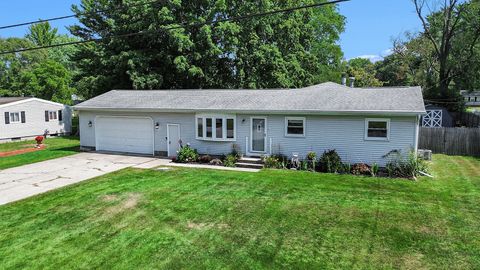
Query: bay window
196 114 236 141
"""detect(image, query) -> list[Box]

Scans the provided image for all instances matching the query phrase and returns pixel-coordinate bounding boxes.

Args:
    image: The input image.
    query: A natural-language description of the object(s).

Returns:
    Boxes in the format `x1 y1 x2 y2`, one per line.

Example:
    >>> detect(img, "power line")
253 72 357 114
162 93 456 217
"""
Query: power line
0 0 164 30
0 0 349 56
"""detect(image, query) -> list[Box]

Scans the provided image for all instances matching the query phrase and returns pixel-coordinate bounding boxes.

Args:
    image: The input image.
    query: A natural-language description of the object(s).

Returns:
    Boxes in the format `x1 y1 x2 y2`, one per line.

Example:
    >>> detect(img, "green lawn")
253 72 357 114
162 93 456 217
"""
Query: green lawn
0 155 479 269
0 136 80 170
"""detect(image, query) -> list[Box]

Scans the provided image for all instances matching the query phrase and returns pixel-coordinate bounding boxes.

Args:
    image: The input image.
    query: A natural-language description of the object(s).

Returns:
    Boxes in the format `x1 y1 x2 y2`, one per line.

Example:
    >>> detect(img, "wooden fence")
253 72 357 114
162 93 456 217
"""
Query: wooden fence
419 127 480 157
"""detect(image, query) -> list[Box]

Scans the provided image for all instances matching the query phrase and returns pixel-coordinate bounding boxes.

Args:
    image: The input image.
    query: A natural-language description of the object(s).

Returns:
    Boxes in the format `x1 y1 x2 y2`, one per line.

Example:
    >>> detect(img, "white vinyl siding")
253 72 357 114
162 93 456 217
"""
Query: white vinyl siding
79 111 417 166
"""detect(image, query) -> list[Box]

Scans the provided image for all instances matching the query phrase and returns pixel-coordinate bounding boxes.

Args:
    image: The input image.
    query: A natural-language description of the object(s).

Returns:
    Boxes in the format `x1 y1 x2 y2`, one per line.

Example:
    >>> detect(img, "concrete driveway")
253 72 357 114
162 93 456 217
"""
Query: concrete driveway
0 152 156 205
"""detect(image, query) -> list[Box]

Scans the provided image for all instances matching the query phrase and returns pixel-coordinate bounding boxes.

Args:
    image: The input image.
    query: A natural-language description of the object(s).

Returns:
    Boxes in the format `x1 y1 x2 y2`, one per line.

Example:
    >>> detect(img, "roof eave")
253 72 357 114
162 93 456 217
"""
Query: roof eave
73 106 426 116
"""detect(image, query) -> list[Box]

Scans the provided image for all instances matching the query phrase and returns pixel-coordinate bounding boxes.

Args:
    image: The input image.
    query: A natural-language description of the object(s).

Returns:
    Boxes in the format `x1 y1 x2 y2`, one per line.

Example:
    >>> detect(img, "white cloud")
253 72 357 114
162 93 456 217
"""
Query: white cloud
348 48 394 63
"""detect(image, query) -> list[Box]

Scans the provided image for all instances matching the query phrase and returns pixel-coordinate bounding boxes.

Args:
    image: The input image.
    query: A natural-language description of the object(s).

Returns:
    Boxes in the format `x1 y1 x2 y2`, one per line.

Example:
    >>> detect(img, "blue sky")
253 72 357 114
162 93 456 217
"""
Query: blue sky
0 0 422 61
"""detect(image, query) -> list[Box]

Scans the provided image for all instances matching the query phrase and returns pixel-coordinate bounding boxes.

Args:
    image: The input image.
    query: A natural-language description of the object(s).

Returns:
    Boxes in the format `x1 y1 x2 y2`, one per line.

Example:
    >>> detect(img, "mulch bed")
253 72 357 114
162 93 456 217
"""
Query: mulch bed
0 145 45 158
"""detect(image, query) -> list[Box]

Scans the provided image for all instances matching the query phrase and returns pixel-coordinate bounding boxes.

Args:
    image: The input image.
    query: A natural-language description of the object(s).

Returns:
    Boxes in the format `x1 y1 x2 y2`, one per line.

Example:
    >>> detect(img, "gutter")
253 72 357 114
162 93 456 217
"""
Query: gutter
73 106 426 117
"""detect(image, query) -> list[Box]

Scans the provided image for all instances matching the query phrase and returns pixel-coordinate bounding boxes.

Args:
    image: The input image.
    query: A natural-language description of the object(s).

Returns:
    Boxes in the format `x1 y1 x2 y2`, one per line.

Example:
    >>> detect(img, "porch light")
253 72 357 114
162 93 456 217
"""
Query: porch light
155 122 160 129
88 121 93 127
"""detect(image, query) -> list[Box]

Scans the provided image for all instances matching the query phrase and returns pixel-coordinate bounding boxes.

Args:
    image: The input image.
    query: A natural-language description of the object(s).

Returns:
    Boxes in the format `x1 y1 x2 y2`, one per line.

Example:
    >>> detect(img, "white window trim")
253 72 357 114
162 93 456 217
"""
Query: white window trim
9 112 21 124
195 114 236 142
48 110 58 121
364 118 390 141
285 117 306 137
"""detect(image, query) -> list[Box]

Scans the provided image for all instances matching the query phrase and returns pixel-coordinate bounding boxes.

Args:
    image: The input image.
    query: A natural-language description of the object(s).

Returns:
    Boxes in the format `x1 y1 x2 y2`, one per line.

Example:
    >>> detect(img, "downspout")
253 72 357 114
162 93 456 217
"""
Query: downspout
414 114 420 153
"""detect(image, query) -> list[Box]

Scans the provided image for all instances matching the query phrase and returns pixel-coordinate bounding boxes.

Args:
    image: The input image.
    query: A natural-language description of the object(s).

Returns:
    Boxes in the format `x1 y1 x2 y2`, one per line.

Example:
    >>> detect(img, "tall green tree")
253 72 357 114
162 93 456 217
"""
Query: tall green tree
69 0 345 98
14 60 74 104
413 0 480 98
345 58 384 87
26 22 58 46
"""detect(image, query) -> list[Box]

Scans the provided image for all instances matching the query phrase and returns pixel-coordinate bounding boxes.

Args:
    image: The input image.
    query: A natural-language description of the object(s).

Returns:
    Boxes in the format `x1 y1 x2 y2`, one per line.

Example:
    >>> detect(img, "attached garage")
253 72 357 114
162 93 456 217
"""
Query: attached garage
95 116 154 155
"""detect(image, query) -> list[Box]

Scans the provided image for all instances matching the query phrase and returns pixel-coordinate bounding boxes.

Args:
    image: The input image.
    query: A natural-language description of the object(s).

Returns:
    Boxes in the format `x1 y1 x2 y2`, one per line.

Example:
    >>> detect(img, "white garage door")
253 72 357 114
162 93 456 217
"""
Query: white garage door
95 116 154 155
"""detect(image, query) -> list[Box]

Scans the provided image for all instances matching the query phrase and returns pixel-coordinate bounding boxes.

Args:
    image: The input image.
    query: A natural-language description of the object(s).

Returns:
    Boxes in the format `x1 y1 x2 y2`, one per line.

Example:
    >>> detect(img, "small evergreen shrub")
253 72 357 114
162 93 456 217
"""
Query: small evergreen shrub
176 145 199 163
319 150 342 173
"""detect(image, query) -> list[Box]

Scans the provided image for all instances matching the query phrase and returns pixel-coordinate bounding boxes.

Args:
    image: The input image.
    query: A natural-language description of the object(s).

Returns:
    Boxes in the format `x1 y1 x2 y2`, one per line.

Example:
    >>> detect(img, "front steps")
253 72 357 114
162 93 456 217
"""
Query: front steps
235 156 264 169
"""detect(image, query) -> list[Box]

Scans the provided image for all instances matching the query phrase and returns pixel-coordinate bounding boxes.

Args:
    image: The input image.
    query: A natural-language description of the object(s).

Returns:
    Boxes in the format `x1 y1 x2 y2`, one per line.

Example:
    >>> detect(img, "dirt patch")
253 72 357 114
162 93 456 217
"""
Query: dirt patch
0 145 45 157
186 221 229 230
104 193 142 216
101 194 119 202
401 253 426 270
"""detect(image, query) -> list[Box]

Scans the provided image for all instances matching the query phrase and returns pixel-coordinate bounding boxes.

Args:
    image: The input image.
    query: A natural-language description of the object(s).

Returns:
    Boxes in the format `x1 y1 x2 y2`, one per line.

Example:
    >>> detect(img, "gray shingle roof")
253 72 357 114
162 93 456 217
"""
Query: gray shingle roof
0 97 31 106
74 82 426 115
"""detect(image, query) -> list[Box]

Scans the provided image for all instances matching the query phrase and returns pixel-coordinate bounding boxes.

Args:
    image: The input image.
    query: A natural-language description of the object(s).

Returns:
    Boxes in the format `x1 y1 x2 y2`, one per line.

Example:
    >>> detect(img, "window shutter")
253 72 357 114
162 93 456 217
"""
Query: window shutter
21 111 26 123
4 112 10 125
45 111 49 122
58 110 63 121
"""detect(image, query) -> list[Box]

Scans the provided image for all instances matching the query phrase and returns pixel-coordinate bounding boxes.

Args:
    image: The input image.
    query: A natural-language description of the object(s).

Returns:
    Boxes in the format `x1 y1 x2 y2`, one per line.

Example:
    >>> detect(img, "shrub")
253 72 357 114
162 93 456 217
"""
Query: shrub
176 145 199 163
199 155 212 164
223 154 238 167
319 150 342 173
263 155 287 169
306 151 317 161
351 163 371 175
371 163 379 177
339 163 351 174
385 150 429 179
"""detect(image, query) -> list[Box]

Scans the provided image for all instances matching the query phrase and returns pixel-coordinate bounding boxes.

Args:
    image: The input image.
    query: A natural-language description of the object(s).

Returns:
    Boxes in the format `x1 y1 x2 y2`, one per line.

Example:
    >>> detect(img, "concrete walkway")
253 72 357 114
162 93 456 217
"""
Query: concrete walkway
0 153 155 205
133 158 261 172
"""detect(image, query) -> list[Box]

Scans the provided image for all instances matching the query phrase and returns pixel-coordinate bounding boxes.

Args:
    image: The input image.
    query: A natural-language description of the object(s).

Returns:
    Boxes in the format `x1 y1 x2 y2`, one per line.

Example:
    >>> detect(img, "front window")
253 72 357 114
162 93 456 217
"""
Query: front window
196 114 236 141
365 118 390 140
48 111 57 120
9 112 20 123
285 117 305 137
206 118 213 138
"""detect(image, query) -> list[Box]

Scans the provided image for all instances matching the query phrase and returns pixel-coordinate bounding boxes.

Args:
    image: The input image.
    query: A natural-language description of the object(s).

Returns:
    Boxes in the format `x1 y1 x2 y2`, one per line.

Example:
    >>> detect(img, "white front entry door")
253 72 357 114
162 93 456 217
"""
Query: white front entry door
167 124 181 157
95 116 154 155
251 117 267 153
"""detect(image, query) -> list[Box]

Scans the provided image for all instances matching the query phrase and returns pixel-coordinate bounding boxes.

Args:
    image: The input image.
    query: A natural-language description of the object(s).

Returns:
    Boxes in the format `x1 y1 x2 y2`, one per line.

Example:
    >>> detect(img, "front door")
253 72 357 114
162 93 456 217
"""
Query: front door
251 117 266 153
167 124 181 157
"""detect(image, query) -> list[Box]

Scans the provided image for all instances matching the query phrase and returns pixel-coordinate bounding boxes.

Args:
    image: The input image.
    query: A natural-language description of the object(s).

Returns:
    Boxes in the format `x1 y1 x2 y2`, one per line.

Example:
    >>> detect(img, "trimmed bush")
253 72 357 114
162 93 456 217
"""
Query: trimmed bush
176 145 199 163
319 150 342 173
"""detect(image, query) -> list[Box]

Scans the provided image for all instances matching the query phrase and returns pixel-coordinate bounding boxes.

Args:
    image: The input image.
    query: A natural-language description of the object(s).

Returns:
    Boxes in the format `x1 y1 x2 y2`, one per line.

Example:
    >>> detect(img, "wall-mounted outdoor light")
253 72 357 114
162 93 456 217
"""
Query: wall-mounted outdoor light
242 119 246 123
155 122 160 129
88 121 93 127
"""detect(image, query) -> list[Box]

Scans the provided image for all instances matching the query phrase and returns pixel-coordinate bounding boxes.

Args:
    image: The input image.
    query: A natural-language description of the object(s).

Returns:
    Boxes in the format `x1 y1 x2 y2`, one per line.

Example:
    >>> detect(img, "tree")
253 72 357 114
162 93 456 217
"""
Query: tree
69 0 345 98
345 58 384 87
26 22 58 46
413 0 480 98
14 60 74 104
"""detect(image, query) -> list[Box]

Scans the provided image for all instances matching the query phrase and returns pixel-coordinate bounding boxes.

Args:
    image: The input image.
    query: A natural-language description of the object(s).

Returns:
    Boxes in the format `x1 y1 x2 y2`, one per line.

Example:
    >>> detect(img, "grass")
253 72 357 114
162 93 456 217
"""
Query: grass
0 136 80 170
0 154 479 269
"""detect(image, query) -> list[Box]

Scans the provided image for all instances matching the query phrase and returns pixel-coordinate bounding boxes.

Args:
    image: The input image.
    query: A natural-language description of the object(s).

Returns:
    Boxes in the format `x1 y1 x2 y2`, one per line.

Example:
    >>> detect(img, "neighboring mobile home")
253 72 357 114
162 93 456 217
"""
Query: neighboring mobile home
0 97 72 143
74 82 426 166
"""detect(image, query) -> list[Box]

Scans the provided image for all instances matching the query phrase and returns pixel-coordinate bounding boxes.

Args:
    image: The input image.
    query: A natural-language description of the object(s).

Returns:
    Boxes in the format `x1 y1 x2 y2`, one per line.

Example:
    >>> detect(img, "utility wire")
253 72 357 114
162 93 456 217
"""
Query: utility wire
0 0 349 56
0 0 164 30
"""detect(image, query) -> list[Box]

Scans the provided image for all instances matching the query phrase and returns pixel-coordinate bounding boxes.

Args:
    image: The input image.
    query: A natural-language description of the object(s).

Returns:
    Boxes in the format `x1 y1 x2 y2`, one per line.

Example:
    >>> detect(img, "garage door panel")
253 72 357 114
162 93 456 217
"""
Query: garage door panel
96 117 154 155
